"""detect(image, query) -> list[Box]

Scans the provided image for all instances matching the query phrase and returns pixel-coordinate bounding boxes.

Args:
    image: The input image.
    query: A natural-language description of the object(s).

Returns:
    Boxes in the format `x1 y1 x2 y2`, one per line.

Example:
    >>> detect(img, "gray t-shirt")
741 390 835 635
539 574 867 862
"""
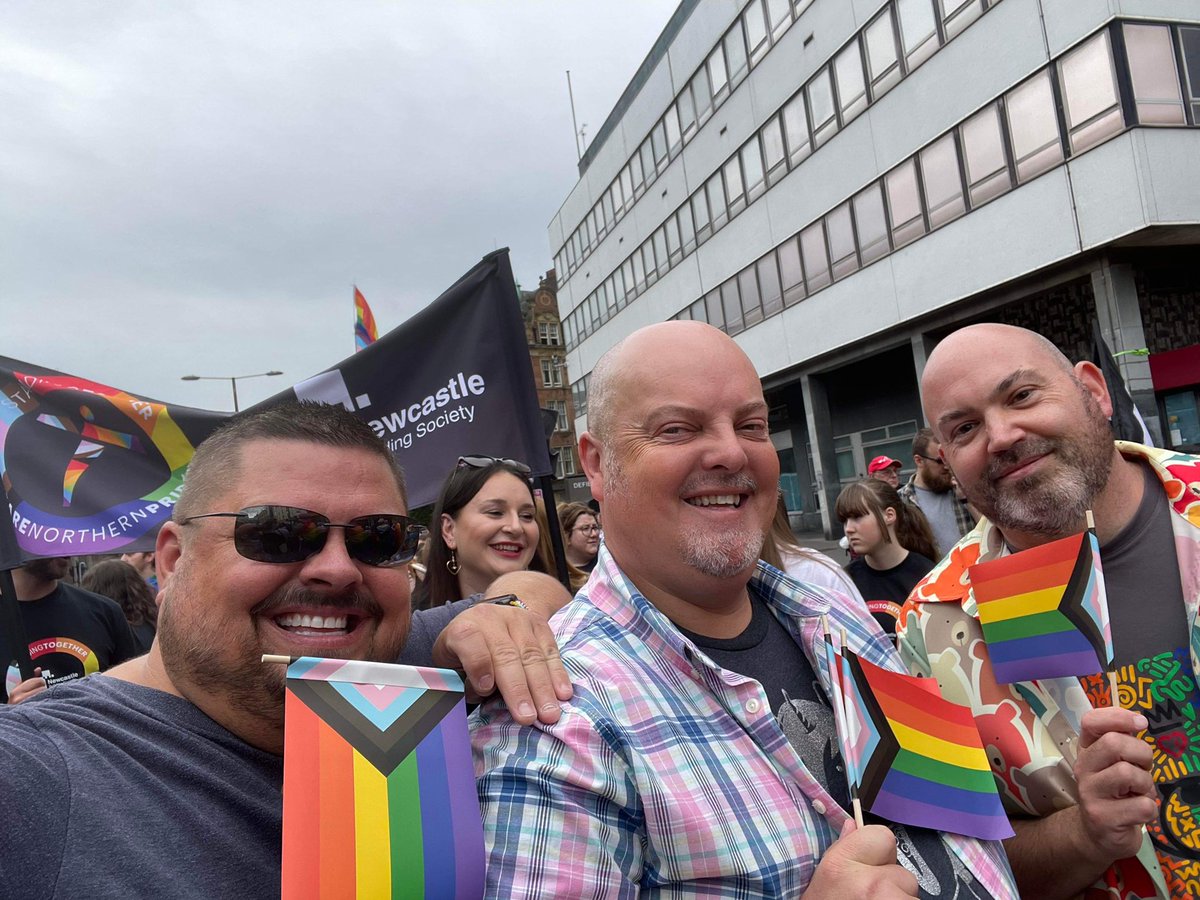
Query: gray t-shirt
913 485 965 559
1103 462 1186 664
401 594 479 666
0 676 284 899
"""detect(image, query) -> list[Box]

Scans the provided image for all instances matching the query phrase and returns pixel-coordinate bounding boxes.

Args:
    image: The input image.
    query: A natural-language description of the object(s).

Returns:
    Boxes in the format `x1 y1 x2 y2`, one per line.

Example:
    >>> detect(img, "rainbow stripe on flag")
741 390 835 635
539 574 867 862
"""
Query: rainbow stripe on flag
839 648 1013 841
354 287 378 353
281 658 484 899
969 530 1112 684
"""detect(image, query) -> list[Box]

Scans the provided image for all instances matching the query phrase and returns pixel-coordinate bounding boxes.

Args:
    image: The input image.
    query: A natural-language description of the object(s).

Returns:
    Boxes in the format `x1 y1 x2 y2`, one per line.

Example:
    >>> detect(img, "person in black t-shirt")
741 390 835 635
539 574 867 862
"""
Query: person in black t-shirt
5 556 140 704
835 479 938 639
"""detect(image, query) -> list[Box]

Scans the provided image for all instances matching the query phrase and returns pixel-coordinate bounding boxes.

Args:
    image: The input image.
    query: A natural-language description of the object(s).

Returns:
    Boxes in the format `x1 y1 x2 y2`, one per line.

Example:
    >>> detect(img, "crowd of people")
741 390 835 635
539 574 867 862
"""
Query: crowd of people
1 319 1192 898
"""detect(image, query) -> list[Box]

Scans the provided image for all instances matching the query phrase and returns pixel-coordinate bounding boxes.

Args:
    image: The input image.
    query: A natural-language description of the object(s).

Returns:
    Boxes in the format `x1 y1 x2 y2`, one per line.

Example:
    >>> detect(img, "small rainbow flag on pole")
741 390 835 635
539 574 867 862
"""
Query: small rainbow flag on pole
354 287 378 353
968 527 1112 685
280 657 484 899
837 646 1013 841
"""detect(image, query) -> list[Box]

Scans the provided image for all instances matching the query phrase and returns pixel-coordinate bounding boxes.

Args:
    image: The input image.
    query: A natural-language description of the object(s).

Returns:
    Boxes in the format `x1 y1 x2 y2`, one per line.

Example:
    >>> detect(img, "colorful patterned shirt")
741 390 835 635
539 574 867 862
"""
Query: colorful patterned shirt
473 549 1017 898
897 442 1200 899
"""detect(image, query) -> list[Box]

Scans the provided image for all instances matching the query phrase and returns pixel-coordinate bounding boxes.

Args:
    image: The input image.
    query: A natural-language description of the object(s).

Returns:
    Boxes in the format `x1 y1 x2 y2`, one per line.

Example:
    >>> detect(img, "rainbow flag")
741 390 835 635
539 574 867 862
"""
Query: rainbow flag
839 648 1013 840
354 287 378 353
280 657 484 899
968 530 1112 684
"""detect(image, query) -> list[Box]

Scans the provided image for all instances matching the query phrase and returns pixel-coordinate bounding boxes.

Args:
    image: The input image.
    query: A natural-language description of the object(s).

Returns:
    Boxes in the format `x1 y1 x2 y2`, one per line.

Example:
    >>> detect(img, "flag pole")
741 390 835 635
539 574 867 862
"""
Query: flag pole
839 627 864 828
0 497 35 682
1086 509 1120 706
823 615 863 828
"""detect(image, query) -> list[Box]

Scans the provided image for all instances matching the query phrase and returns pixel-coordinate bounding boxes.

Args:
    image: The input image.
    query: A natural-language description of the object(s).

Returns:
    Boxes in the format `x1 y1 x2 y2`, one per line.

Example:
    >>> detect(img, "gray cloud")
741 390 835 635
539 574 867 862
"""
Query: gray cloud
0 0 677 410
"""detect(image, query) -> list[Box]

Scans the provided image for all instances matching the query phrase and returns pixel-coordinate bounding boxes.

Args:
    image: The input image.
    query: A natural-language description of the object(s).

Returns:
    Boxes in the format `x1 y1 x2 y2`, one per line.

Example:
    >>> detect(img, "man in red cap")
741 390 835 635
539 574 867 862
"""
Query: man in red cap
866 455 902 489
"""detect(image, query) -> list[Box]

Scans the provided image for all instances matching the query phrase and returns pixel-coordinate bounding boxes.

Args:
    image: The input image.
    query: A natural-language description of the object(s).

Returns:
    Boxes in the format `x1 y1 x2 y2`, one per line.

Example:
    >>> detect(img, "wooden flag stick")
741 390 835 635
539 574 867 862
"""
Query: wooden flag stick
261 654 294 666
1084 510 1122 707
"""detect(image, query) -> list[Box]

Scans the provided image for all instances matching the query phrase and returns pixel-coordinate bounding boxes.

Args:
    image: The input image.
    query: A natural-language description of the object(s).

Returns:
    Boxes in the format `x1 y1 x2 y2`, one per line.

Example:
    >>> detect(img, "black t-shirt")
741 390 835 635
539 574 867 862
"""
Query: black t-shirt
845 552 935 637
1079 462 1195 891
677 595 993 899
4 582 140 702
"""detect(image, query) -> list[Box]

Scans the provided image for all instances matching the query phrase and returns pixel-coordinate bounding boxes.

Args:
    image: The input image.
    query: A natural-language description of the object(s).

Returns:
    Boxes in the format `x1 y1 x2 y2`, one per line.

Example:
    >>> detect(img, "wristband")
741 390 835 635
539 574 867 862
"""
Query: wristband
487 594 528 610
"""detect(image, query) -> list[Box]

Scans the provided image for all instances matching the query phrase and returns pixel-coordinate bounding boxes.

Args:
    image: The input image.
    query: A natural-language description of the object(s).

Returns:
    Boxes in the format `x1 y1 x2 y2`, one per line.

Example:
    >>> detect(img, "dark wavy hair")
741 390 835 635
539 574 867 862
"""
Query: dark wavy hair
82 559 159 628
834 479 939 562
413 459 546 609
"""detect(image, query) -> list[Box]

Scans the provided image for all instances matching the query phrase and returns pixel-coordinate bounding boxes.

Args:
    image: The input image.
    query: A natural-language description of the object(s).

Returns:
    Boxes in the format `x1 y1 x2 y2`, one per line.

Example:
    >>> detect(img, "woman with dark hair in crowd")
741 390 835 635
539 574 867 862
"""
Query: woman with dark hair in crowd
413 455 548 609
761 492 865 603
834 479 939 640
556 501 600 574
81 559 158 653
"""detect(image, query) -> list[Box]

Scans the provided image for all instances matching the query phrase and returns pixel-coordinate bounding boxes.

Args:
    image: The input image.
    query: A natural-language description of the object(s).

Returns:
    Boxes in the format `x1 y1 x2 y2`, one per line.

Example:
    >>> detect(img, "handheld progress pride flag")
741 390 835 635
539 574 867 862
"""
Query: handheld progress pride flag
354 287 378 353
839 648 1013 841
281 658 484 899
968 530 1112 685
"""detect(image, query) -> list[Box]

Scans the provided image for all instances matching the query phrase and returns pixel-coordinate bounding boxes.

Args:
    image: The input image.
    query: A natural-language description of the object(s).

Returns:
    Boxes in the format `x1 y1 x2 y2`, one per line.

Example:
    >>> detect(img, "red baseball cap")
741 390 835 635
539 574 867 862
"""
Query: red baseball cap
867 455 902 474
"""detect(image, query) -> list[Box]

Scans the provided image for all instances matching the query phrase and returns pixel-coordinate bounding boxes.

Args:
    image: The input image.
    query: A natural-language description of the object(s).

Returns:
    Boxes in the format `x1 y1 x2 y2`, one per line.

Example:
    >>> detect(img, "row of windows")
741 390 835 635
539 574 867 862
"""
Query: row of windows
568 21 1200 414
555 0 818 284
562 0 1000 351
555 446 578 480
672 23 1195 333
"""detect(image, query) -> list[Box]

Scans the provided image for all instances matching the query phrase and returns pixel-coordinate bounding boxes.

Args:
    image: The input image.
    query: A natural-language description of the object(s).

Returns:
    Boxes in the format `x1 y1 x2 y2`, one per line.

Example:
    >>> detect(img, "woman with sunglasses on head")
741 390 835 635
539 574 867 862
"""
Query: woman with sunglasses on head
834 479 939 642
414 456 548 610
557 501 600 574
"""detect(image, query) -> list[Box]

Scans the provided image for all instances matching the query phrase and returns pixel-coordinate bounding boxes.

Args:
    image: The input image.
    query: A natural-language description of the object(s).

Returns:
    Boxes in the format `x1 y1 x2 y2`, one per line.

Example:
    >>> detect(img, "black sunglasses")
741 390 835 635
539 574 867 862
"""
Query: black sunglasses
457 455 532 476
181 505 423 567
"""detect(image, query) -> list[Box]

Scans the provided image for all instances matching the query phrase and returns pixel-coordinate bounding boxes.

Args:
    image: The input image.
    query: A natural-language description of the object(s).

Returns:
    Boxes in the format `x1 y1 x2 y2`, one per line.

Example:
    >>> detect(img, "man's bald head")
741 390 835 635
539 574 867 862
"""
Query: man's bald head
922 324 1076 441
588 320 754 444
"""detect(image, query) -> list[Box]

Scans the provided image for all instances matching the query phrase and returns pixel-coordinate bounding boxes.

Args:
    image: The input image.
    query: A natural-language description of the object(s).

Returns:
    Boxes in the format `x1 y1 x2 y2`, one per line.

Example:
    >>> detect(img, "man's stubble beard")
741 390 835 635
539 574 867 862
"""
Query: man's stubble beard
156 573 406 728
602 451 766 580
974 384 1114 538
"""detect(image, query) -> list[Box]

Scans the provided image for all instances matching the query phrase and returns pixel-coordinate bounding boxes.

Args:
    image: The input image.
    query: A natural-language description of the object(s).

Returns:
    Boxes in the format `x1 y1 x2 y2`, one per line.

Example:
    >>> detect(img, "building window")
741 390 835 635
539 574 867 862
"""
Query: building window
783 93 812 166
556 446 578 479
721 278 744 335
1006 69 1063 182
826 201 859 281
745 0 769 65
547 400 569 432
1181 27 1200 121
940 0 982 41
885 158 926 247
757 253 784 317
741 135 766 203
778 237 806 306
919 132 966 228
808 68 838 147
1124 24 1186 125
738 267 764 328
541 357 563 388
865 8 902 99
1058 30 1123 154
761 115 788 185
834 40 868 125
800 221 831 293
852 182 890 265
897 0 940 70
537 321 561 346
960 102 1012 207
571 376 589 418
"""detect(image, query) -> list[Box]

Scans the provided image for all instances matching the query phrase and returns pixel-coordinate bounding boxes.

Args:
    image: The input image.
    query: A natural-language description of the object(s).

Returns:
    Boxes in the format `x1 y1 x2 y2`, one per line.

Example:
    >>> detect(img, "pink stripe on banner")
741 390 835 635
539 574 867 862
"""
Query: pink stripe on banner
872 790 1014 841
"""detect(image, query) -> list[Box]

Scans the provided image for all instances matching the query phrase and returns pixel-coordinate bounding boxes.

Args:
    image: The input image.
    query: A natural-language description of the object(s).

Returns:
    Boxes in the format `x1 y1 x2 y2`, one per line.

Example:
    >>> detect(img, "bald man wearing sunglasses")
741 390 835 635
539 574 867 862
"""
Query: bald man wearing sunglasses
0 401 571 899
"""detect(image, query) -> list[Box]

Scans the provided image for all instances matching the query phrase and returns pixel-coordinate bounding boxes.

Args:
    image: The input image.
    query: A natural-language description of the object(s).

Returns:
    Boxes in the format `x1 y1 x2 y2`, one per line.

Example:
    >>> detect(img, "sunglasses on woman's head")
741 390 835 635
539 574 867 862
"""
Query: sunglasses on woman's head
181 505 424 567
456 455 532 476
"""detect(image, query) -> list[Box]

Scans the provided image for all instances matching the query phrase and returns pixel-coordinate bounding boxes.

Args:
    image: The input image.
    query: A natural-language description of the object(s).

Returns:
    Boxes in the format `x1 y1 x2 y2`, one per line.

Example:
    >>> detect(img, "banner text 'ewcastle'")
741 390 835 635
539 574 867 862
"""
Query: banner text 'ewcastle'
368 372 486 443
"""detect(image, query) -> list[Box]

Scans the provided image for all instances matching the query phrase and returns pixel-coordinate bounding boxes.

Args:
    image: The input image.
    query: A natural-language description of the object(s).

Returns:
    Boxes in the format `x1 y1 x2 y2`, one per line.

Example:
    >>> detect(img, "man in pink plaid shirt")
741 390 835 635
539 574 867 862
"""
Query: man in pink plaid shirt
473 322 1016 898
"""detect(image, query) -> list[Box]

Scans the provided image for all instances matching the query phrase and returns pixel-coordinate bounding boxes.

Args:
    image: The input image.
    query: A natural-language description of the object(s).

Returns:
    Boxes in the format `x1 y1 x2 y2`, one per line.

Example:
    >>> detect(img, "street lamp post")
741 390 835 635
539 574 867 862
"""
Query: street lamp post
180 370 283 411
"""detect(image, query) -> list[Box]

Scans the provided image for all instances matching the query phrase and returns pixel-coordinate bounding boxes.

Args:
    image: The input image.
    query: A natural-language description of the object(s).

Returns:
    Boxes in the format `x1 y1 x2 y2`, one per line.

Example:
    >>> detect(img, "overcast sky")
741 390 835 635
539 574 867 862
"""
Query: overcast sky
0 1 679 411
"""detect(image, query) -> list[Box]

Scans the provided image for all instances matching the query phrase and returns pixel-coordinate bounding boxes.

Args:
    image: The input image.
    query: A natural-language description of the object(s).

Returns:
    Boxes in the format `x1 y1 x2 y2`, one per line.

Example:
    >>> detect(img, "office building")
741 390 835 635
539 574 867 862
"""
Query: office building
551 0 1200 533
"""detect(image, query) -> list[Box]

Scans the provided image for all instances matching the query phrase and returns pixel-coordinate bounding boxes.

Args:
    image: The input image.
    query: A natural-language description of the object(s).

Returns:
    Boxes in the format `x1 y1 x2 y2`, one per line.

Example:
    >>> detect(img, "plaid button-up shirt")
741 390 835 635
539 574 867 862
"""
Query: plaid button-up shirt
473 548 1016 898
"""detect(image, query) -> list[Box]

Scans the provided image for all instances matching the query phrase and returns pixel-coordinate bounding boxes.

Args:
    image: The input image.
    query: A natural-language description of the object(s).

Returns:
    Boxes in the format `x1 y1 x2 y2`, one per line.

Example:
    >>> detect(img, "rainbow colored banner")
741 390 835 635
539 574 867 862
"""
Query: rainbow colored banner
281 658 484 899
354 287 378 353
839 648 1013 840
968 530 1112 684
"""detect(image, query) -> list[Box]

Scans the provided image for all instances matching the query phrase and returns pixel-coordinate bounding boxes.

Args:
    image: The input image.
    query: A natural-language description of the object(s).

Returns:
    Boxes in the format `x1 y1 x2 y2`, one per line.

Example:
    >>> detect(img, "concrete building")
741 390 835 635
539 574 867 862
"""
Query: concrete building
550 0 1200 535
518 271 591 502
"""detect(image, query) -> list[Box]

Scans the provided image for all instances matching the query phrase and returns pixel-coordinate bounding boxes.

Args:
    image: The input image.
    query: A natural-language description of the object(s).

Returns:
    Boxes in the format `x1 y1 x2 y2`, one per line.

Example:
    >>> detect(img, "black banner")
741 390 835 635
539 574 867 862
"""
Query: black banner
263 249 551 508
